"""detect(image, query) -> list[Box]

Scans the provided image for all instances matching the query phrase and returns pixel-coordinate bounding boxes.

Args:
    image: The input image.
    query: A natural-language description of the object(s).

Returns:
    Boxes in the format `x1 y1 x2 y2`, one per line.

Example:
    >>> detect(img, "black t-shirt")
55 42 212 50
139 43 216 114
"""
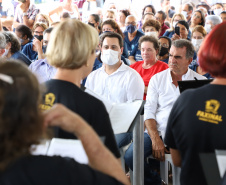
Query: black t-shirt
41 79 120 158
165 84 226 185
0 155 123 185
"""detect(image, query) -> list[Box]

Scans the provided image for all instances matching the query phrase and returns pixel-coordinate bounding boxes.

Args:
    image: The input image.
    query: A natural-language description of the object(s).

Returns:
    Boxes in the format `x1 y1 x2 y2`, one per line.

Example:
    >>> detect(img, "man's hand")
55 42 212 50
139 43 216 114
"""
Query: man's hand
152 135 169 161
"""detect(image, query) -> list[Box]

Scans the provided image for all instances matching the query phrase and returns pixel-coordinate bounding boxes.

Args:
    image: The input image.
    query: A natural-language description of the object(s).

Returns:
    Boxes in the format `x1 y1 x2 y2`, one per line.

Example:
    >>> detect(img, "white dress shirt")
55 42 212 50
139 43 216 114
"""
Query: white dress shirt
144 68 206 139
85 62 144 103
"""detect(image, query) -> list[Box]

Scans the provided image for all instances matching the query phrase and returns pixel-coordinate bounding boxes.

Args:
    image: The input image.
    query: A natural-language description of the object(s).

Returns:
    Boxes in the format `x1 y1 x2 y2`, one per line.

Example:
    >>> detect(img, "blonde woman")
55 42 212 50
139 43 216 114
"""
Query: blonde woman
35 13 50 27
43 19 121 159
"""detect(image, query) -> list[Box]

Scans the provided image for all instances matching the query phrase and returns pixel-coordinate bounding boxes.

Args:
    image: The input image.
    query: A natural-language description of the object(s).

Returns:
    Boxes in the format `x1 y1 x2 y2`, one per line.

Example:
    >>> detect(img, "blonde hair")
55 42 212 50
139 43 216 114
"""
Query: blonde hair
35 13 50 27
192 25 207 37
32 22 48 32
168 13 186 32
46 19 99 69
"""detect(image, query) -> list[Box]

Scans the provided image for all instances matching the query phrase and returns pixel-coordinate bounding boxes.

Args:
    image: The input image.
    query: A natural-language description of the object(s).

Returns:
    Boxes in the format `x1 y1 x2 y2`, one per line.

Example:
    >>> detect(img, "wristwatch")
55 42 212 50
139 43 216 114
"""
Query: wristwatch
23 12 28 17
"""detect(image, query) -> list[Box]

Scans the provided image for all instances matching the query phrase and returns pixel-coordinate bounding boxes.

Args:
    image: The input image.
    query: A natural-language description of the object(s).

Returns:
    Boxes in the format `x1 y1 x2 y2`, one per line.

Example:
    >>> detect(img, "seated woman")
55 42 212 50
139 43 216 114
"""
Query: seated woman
102 19 129 59
22 22 48 61
129 19 161 64
137 4 156 29
2 32 31 66
117 9 130 32
42 19 120 159
163 13 191 39
88 14 101 34
103 10 116 22
158 36 171 64
190 10 205 31
35 13 50 27
15 25 33 51
171 20 190 41
189 25 212 79
130 35 168 100
0 60 128 185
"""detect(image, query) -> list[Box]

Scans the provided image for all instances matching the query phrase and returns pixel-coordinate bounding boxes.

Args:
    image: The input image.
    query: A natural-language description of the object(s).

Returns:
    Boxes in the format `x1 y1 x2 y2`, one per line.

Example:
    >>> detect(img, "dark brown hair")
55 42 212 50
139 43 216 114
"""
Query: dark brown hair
0 60 43 171
138 35 160 55
102 19 124 38
142 19 161 32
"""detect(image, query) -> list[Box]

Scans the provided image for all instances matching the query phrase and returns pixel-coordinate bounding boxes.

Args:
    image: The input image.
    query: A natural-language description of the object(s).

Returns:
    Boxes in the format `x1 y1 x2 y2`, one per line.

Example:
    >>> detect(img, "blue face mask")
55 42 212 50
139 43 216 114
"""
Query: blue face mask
126 24 136 33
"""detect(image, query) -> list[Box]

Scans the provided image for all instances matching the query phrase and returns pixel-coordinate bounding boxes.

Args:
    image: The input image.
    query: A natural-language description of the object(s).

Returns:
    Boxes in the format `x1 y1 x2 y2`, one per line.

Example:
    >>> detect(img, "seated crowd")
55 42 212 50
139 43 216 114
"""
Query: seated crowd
0 0 226 185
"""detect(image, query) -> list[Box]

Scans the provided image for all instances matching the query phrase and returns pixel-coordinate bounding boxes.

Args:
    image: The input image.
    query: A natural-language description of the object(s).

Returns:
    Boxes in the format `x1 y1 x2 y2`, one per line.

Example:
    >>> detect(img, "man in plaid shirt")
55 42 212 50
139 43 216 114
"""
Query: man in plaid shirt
13 0 39 29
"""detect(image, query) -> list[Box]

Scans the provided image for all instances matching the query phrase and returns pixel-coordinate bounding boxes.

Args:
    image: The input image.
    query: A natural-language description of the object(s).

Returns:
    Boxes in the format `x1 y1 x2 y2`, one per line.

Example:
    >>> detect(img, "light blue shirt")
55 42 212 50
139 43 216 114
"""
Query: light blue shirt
29 58 57 84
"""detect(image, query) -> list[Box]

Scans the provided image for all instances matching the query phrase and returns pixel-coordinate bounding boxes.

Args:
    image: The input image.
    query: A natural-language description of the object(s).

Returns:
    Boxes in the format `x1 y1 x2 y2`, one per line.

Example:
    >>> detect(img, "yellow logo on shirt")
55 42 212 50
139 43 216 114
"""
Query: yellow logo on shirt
196 99 222 124
40 93 56 111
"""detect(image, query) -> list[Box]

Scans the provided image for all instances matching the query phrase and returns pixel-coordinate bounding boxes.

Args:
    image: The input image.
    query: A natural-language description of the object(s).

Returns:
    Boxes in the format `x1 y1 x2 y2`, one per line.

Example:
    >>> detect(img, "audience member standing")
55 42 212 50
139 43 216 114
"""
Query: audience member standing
13 0 40 29
41 20 120 159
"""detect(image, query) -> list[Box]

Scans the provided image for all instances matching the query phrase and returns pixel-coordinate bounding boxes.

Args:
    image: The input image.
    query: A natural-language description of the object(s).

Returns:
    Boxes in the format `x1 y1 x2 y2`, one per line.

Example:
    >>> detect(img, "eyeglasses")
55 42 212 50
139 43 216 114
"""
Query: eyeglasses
34 31 43 35
37 19 47 23
159 43 169 48
125 22 136 26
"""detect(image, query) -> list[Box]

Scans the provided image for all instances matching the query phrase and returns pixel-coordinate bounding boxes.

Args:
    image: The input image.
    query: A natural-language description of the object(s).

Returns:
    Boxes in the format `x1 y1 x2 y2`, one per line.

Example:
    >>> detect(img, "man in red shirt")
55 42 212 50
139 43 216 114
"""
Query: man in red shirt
155 10 169 37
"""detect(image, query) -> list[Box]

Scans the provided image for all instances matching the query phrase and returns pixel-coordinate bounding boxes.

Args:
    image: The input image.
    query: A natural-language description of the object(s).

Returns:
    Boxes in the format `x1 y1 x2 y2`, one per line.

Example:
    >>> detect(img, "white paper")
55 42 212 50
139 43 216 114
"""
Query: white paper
215 150 226 178
109 100 143 134
31 140 50 155
47 138 88 164
85 88 143 134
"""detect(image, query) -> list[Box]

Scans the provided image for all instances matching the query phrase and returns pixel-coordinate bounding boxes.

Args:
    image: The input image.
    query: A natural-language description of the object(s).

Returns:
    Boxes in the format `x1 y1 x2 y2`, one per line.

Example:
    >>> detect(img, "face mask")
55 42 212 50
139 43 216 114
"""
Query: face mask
204 24 211 33
214 8 222 16
173 21 177 28
191 39 203 52
34 35 43 41
42 45 47 54
101 49 119 65
19 38 25 44
181 11 188 18
2 49 9 57
88 22 95 27
159 47 169 56
125 24 136 33
145 31 158 38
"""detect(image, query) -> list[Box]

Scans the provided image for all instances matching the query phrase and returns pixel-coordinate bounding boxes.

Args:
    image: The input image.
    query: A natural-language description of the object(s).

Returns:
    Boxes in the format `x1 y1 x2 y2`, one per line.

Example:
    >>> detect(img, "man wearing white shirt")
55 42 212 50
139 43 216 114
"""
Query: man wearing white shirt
124 39 206 185
85 32 144 149
85 32 144 104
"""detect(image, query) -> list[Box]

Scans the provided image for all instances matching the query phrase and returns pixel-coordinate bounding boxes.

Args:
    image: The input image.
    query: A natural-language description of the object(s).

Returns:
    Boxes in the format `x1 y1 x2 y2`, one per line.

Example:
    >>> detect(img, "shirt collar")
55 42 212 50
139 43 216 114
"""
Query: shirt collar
169 68 191 82
101 61 127 75
40 58 48 65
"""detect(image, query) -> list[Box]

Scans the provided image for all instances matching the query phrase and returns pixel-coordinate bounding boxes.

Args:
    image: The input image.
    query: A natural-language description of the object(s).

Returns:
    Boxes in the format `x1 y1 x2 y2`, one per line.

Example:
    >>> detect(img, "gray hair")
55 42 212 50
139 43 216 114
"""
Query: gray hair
3 32 21 54
172 39 195 59
0 33 6 49
206 15 222 26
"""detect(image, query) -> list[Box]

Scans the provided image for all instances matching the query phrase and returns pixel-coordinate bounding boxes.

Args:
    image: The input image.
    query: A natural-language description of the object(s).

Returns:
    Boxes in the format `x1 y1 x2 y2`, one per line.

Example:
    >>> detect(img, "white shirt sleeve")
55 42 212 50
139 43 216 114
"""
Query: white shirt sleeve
126 71 144 102
144 75 159 121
